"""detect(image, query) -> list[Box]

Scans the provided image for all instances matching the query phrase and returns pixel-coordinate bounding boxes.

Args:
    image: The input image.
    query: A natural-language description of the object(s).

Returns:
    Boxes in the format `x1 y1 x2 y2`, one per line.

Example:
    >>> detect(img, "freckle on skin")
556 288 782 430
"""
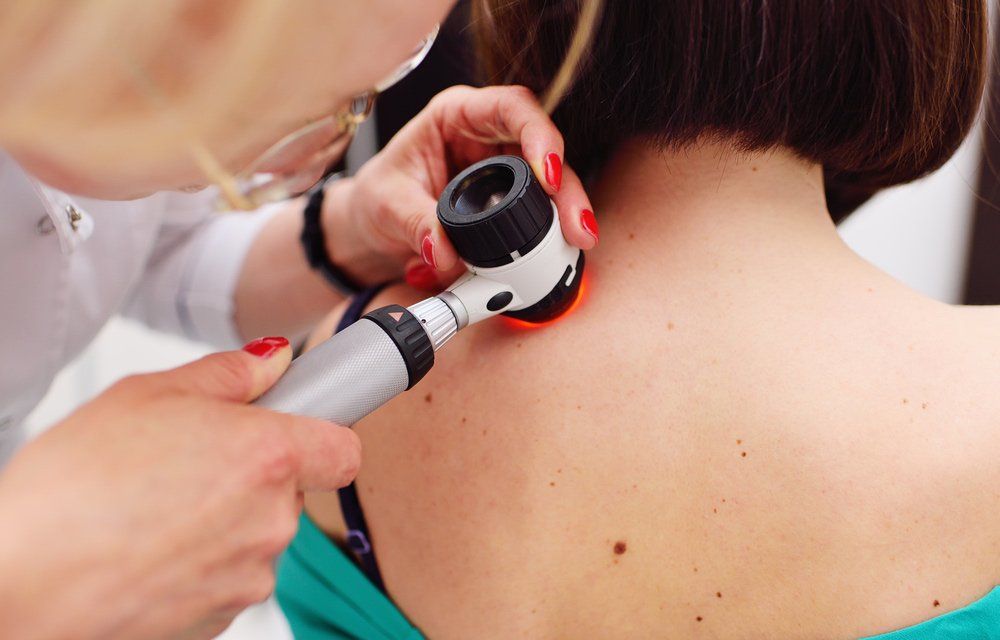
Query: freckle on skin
481 429 487 436
922 402 928 410
741 451 747 458
549 481 556 487
716 592 722 598
628 232 636 240
613 541 627 555
667 322 675 331
934 600 940 607
713 508 717 513
461 416 467 423
736 439 742 445
557 468 562 474
902 398 909 405
696 616 703 622
424 393 433 403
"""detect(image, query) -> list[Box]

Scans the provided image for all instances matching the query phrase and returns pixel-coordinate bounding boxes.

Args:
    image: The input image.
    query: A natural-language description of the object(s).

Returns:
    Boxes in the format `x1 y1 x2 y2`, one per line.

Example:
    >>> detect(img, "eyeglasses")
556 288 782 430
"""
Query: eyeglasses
211 24 439 211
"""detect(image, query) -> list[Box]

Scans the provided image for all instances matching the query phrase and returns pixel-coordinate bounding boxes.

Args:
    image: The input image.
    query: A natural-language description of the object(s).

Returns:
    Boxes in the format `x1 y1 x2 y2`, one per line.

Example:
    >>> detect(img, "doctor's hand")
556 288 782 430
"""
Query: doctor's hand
323 85 599 292
0 339 360 640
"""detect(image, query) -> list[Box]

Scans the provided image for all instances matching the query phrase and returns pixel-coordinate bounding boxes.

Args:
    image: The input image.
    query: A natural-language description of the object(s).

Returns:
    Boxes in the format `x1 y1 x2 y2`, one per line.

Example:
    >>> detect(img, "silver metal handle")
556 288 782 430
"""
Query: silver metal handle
254 319 409 426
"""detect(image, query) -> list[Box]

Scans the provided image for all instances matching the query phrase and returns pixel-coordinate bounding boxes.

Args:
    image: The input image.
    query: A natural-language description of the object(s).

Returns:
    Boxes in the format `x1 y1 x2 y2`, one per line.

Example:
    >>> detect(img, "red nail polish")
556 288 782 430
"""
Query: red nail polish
421 234 437 269
544 153 562 192
405 264 439 291
242 336 289 358
580 209 599 243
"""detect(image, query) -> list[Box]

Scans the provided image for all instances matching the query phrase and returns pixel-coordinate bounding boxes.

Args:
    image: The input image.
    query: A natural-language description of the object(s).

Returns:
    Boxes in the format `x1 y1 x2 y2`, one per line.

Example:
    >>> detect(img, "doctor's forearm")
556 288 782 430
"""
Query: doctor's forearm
233 199 345 341
233 178 395 341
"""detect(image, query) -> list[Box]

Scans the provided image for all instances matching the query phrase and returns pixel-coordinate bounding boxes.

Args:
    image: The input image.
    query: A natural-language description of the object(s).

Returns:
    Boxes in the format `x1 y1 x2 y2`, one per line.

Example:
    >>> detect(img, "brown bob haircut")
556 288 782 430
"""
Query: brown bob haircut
475 1 988 219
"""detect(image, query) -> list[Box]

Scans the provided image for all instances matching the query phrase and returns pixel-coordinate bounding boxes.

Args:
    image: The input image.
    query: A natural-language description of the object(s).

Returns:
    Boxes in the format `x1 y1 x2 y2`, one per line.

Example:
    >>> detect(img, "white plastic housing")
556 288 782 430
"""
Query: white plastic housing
446 202 581 327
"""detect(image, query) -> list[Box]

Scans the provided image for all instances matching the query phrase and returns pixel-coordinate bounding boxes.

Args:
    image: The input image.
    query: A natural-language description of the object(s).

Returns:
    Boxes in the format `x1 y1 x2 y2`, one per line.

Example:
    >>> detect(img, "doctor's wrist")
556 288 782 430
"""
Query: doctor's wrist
320 176 400 287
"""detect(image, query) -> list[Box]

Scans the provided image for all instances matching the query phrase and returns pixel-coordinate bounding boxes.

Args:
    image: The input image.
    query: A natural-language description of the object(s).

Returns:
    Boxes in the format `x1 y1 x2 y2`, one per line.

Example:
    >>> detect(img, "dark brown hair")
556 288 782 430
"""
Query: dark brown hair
475 1 988 218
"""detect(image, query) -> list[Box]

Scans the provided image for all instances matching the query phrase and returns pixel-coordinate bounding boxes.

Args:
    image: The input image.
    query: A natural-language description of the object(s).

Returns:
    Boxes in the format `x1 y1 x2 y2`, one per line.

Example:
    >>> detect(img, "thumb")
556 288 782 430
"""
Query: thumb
159 337 294 403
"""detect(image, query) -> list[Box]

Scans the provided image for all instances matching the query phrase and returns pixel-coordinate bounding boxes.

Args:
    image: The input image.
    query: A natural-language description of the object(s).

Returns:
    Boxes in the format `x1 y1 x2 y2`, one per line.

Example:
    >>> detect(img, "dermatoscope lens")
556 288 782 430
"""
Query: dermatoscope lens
451 165 516 216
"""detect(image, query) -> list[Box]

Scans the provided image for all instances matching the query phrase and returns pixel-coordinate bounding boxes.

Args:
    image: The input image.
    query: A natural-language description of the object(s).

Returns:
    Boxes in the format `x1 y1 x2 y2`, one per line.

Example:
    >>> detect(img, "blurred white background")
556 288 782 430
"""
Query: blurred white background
21 116 987 639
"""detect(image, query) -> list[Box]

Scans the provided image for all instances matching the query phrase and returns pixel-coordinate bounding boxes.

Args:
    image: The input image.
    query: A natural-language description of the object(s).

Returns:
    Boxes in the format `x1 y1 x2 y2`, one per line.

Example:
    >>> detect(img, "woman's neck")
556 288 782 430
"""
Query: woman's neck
589 139 866 292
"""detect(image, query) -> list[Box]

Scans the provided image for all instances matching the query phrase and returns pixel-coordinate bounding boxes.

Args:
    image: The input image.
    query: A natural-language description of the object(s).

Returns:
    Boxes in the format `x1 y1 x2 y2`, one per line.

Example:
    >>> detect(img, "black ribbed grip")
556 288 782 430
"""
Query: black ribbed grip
363 305 434 389
438 155 553 267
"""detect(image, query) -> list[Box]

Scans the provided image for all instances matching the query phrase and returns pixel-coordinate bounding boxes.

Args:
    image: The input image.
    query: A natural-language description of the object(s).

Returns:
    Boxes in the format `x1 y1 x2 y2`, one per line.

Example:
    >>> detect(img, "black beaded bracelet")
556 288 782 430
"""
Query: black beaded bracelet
300 176 365 296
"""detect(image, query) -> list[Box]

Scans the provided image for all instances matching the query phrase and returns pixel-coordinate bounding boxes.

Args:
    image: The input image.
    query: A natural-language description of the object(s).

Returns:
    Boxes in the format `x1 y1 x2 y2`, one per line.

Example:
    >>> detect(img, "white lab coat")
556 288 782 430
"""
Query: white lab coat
0 152 280 464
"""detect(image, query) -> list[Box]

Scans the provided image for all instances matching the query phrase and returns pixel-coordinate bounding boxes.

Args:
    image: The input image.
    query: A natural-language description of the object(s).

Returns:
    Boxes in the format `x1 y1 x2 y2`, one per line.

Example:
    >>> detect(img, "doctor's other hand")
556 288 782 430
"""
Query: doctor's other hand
323 85 599 292
0 339 360 640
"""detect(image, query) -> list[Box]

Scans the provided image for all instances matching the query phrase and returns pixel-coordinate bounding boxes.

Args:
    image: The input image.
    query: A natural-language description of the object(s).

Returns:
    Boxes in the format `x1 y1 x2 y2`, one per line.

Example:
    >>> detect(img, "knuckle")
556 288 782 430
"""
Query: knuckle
403 209 428 248
109 373 147 395
250 433 300 486
433 84 472 106
506 84 536 102
261 517 299 557
232 573 277 609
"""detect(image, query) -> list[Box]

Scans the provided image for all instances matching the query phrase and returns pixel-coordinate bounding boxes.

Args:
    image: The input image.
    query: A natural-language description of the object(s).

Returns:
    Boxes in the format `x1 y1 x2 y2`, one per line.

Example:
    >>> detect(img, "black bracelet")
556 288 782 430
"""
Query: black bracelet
300 176 365 296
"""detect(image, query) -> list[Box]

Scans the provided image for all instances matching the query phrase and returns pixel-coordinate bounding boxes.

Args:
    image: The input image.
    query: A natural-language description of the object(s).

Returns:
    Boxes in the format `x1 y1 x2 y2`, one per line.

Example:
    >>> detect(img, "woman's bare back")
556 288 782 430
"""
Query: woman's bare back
306 143 1000 639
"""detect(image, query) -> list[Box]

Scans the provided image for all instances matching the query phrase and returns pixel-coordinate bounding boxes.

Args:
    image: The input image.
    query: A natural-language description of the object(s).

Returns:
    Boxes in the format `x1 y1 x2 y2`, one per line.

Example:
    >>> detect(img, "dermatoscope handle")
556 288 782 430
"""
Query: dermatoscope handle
253 301 452 426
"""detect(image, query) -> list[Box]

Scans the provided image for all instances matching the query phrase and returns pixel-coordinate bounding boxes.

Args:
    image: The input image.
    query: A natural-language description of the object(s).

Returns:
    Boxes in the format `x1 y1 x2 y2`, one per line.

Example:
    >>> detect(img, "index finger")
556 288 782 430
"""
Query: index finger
435 85 597 250
284 417 362 491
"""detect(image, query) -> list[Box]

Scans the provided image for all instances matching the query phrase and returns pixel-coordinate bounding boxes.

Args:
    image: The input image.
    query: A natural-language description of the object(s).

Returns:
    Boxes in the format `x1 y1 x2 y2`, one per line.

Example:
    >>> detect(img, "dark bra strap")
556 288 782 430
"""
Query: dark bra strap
335 285 388 593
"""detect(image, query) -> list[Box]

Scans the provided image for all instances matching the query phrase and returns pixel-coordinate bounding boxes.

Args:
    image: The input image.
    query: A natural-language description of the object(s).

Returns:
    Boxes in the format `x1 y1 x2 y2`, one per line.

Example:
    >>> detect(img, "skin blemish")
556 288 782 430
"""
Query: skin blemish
557 468 563 474
713 508 718 513
549 481 556 487
741 452 747 458
736 439 742 445
667 322 675 331
424 393 433 403
517 342 523 349
693 567 699 573
461 416 467 424
716 592 722 598
934 600 940 607
628 232 636 240
922 402 928 410
481 429 487 436
696 616 703 622
902 398 909 405
613 541 627 555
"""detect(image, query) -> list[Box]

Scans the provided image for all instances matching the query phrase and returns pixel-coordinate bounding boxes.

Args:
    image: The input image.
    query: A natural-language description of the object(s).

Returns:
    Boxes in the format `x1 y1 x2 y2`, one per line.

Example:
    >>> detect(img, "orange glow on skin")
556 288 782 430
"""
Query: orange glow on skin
502 272 591 331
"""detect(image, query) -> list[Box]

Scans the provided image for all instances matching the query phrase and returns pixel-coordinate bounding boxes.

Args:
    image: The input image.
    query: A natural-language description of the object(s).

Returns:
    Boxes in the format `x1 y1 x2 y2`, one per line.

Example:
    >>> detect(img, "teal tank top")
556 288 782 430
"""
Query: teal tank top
276 513 1000 639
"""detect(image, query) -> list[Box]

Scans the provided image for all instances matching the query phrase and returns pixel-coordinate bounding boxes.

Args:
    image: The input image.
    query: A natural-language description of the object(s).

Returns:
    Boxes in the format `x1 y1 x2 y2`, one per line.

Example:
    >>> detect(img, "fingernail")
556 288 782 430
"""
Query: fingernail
421 234 437 269
544 153 562 192
405 263 439 291
580 209 599 243
242 336 289 358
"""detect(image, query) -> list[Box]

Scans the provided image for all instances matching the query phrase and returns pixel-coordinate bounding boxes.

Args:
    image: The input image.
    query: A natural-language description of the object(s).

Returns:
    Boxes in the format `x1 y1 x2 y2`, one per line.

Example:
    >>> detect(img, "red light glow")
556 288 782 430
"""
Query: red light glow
502 272 591 331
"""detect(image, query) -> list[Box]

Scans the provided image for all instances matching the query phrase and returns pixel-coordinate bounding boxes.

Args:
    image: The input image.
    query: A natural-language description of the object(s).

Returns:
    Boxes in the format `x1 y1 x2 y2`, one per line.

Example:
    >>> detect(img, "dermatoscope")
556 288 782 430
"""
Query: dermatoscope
255 155 585 425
